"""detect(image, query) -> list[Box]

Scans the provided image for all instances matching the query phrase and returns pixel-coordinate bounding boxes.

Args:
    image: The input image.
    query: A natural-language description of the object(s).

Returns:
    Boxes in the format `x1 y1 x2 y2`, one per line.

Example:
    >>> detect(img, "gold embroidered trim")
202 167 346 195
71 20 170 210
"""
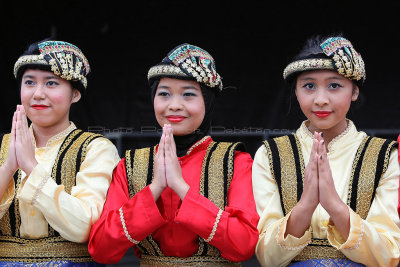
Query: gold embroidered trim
274 136 298 213
293 245 345 261
140 255 241 267
125 150 134 198
283 59 334 80
187 136 210 155
147 65 187 80
207 143 231 209
0 134 10 166
199 141 217 197
132 147 151 194
205 209 223 242
0 236 93 263
356 137 386 219
13 55 48 77
119 207 139 244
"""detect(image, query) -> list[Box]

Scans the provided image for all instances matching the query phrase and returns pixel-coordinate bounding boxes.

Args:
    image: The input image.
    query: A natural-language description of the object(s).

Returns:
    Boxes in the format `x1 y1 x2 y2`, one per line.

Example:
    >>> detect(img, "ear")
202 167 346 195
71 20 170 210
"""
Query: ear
351 85 359 101
71 89 81 103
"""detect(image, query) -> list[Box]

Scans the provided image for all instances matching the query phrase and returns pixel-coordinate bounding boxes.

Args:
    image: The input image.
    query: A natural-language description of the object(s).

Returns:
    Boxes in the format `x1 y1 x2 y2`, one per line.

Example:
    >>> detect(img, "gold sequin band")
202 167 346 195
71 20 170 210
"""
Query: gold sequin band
119 207 139 244
147 65 187 80
140 255 241 267
0 236 93 263
283 59 334 80
13 55 48 77
205 209 223 242
31 175 52 205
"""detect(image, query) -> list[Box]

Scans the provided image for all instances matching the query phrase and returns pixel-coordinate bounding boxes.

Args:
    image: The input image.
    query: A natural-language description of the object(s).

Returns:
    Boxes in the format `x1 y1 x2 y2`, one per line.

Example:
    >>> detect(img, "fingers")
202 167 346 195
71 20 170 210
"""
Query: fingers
158 126 166 158
167 125 177 156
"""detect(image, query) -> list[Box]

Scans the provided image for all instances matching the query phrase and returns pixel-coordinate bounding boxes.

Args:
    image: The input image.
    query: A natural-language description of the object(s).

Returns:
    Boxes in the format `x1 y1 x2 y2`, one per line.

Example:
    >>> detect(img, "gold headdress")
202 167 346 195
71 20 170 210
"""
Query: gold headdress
283 37 366 83
14 40 90 89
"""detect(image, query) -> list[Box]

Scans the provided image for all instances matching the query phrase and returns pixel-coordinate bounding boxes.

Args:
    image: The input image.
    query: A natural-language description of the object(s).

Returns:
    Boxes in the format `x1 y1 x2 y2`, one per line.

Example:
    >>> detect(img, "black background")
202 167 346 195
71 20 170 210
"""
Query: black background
1 1 399 265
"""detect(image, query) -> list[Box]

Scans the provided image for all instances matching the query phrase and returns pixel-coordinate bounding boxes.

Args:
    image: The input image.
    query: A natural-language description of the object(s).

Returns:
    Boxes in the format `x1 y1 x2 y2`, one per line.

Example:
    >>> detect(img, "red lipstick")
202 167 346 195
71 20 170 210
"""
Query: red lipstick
314 111 331 118
32 104 49 110
166 115 185 123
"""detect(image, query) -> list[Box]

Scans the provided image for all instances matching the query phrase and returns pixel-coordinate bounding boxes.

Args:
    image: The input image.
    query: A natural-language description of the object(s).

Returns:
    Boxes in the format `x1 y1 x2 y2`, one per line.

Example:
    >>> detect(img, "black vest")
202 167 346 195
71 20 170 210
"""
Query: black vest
0 129 102 263
124 140 244 266
263 134 397 262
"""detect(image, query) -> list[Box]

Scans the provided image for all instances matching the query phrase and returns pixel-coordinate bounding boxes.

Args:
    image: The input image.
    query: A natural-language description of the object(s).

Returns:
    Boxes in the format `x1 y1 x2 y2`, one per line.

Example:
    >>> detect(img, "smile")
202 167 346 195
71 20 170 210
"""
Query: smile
166 116 186 123
32 105 49 110
314 111 331 118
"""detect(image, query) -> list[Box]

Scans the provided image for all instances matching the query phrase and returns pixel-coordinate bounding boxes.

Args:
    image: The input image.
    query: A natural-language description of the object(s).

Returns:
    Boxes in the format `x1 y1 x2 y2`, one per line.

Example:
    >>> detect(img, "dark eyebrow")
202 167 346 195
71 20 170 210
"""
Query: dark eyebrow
182 85 200 90
22 74 60 80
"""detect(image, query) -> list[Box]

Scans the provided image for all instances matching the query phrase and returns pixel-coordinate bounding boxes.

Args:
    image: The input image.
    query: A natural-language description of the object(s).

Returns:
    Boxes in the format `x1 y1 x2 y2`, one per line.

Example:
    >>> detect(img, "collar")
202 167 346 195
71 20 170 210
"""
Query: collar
30 122 77 148
298 119 356 152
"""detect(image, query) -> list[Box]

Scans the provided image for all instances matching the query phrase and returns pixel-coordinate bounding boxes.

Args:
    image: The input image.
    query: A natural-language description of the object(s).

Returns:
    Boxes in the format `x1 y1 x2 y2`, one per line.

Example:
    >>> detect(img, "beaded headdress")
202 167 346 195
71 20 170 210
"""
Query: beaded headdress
14 40 90 89
148 43 223 90
283 37 366 83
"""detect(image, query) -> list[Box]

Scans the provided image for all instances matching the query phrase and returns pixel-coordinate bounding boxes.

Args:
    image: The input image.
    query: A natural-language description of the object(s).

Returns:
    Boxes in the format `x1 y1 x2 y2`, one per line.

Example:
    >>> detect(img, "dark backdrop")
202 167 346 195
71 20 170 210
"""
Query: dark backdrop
2 1 400 146
1 1 399 266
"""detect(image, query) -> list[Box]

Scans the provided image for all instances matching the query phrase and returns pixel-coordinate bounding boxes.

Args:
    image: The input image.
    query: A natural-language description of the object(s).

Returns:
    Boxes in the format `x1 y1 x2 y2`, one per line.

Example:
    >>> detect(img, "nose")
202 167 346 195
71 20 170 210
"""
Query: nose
314 88 329 106
33 84 46 100
168 95 183 111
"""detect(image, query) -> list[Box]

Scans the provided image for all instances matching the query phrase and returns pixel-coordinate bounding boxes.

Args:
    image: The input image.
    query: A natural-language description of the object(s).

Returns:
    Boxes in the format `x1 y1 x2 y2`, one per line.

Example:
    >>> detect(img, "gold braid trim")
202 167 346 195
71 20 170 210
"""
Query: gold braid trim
140 255 241 267
355 137 386 219
0 134 12 236
274 136 298 213
0 236 93 263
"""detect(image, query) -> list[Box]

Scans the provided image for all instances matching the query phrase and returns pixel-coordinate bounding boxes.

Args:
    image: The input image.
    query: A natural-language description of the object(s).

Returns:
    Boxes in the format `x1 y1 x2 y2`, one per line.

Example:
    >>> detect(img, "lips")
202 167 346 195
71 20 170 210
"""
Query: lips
314 111 332 118
32 104 49 110
166 115 186 123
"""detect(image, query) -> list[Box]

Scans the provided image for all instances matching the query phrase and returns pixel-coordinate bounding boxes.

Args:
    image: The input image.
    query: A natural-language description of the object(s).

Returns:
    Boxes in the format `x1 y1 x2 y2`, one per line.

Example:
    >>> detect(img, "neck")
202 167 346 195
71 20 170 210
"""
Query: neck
32 120 71 148
307 119 348 151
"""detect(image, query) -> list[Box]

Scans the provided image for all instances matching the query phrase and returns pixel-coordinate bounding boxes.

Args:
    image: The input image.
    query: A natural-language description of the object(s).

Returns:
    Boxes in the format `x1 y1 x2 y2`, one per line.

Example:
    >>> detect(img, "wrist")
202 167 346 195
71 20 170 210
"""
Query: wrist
0 162 17 177
149 183 165 201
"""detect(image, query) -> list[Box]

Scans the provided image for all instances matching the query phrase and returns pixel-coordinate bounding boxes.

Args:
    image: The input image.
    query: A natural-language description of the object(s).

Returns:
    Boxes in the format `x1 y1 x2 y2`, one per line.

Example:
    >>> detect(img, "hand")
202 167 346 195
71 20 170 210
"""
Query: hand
298 132 320 213
149 125 168 201
285 132 320 238
1 110 18 176
317 134 350 239
164 124 189 200
15 105 37 176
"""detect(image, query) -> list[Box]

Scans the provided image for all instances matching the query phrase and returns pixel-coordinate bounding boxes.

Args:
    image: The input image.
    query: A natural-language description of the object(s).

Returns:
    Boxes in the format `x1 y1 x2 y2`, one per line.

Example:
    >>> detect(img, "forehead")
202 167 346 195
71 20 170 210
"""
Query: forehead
22 68 58 78
297 70 345 80
158 77 201 89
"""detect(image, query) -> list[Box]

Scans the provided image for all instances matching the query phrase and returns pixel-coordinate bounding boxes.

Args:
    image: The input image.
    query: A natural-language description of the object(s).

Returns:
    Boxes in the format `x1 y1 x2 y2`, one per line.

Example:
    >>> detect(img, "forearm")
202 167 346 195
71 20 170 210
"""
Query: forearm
0 164 15 201
285 201 314 238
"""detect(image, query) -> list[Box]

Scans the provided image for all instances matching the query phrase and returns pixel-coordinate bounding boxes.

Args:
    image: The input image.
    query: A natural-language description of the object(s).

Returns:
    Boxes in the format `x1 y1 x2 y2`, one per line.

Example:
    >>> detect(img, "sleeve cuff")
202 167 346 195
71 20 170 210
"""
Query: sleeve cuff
121 185 166 242
0 179 15 213
327 207 363 250
276 211 312 250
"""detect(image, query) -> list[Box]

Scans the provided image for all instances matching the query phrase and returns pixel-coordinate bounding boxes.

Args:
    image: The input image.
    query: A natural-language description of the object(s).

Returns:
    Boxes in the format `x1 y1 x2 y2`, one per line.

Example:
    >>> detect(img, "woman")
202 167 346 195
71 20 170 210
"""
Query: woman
0 40 120 265
88 43 259 266
253 35 400 266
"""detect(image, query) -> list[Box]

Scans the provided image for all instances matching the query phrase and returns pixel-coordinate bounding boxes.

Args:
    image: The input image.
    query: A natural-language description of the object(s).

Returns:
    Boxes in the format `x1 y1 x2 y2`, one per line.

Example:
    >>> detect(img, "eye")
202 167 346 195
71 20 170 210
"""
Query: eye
183 92 197 97
157 91 169 97
328 82 342 89
302 83 316 90
24 80 35 86
46 80 59 87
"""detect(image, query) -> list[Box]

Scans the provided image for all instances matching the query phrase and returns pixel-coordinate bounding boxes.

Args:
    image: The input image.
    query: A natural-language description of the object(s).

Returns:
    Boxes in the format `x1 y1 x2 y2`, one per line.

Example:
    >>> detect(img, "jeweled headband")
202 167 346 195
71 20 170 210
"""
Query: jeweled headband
14 41 90 88
147 43 223 90
283 37 366 82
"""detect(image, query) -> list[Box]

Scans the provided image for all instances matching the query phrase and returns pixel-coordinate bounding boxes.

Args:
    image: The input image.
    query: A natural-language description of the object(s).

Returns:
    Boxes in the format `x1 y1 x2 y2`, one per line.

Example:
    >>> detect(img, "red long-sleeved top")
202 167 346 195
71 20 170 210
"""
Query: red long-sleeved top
88 137 259 264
